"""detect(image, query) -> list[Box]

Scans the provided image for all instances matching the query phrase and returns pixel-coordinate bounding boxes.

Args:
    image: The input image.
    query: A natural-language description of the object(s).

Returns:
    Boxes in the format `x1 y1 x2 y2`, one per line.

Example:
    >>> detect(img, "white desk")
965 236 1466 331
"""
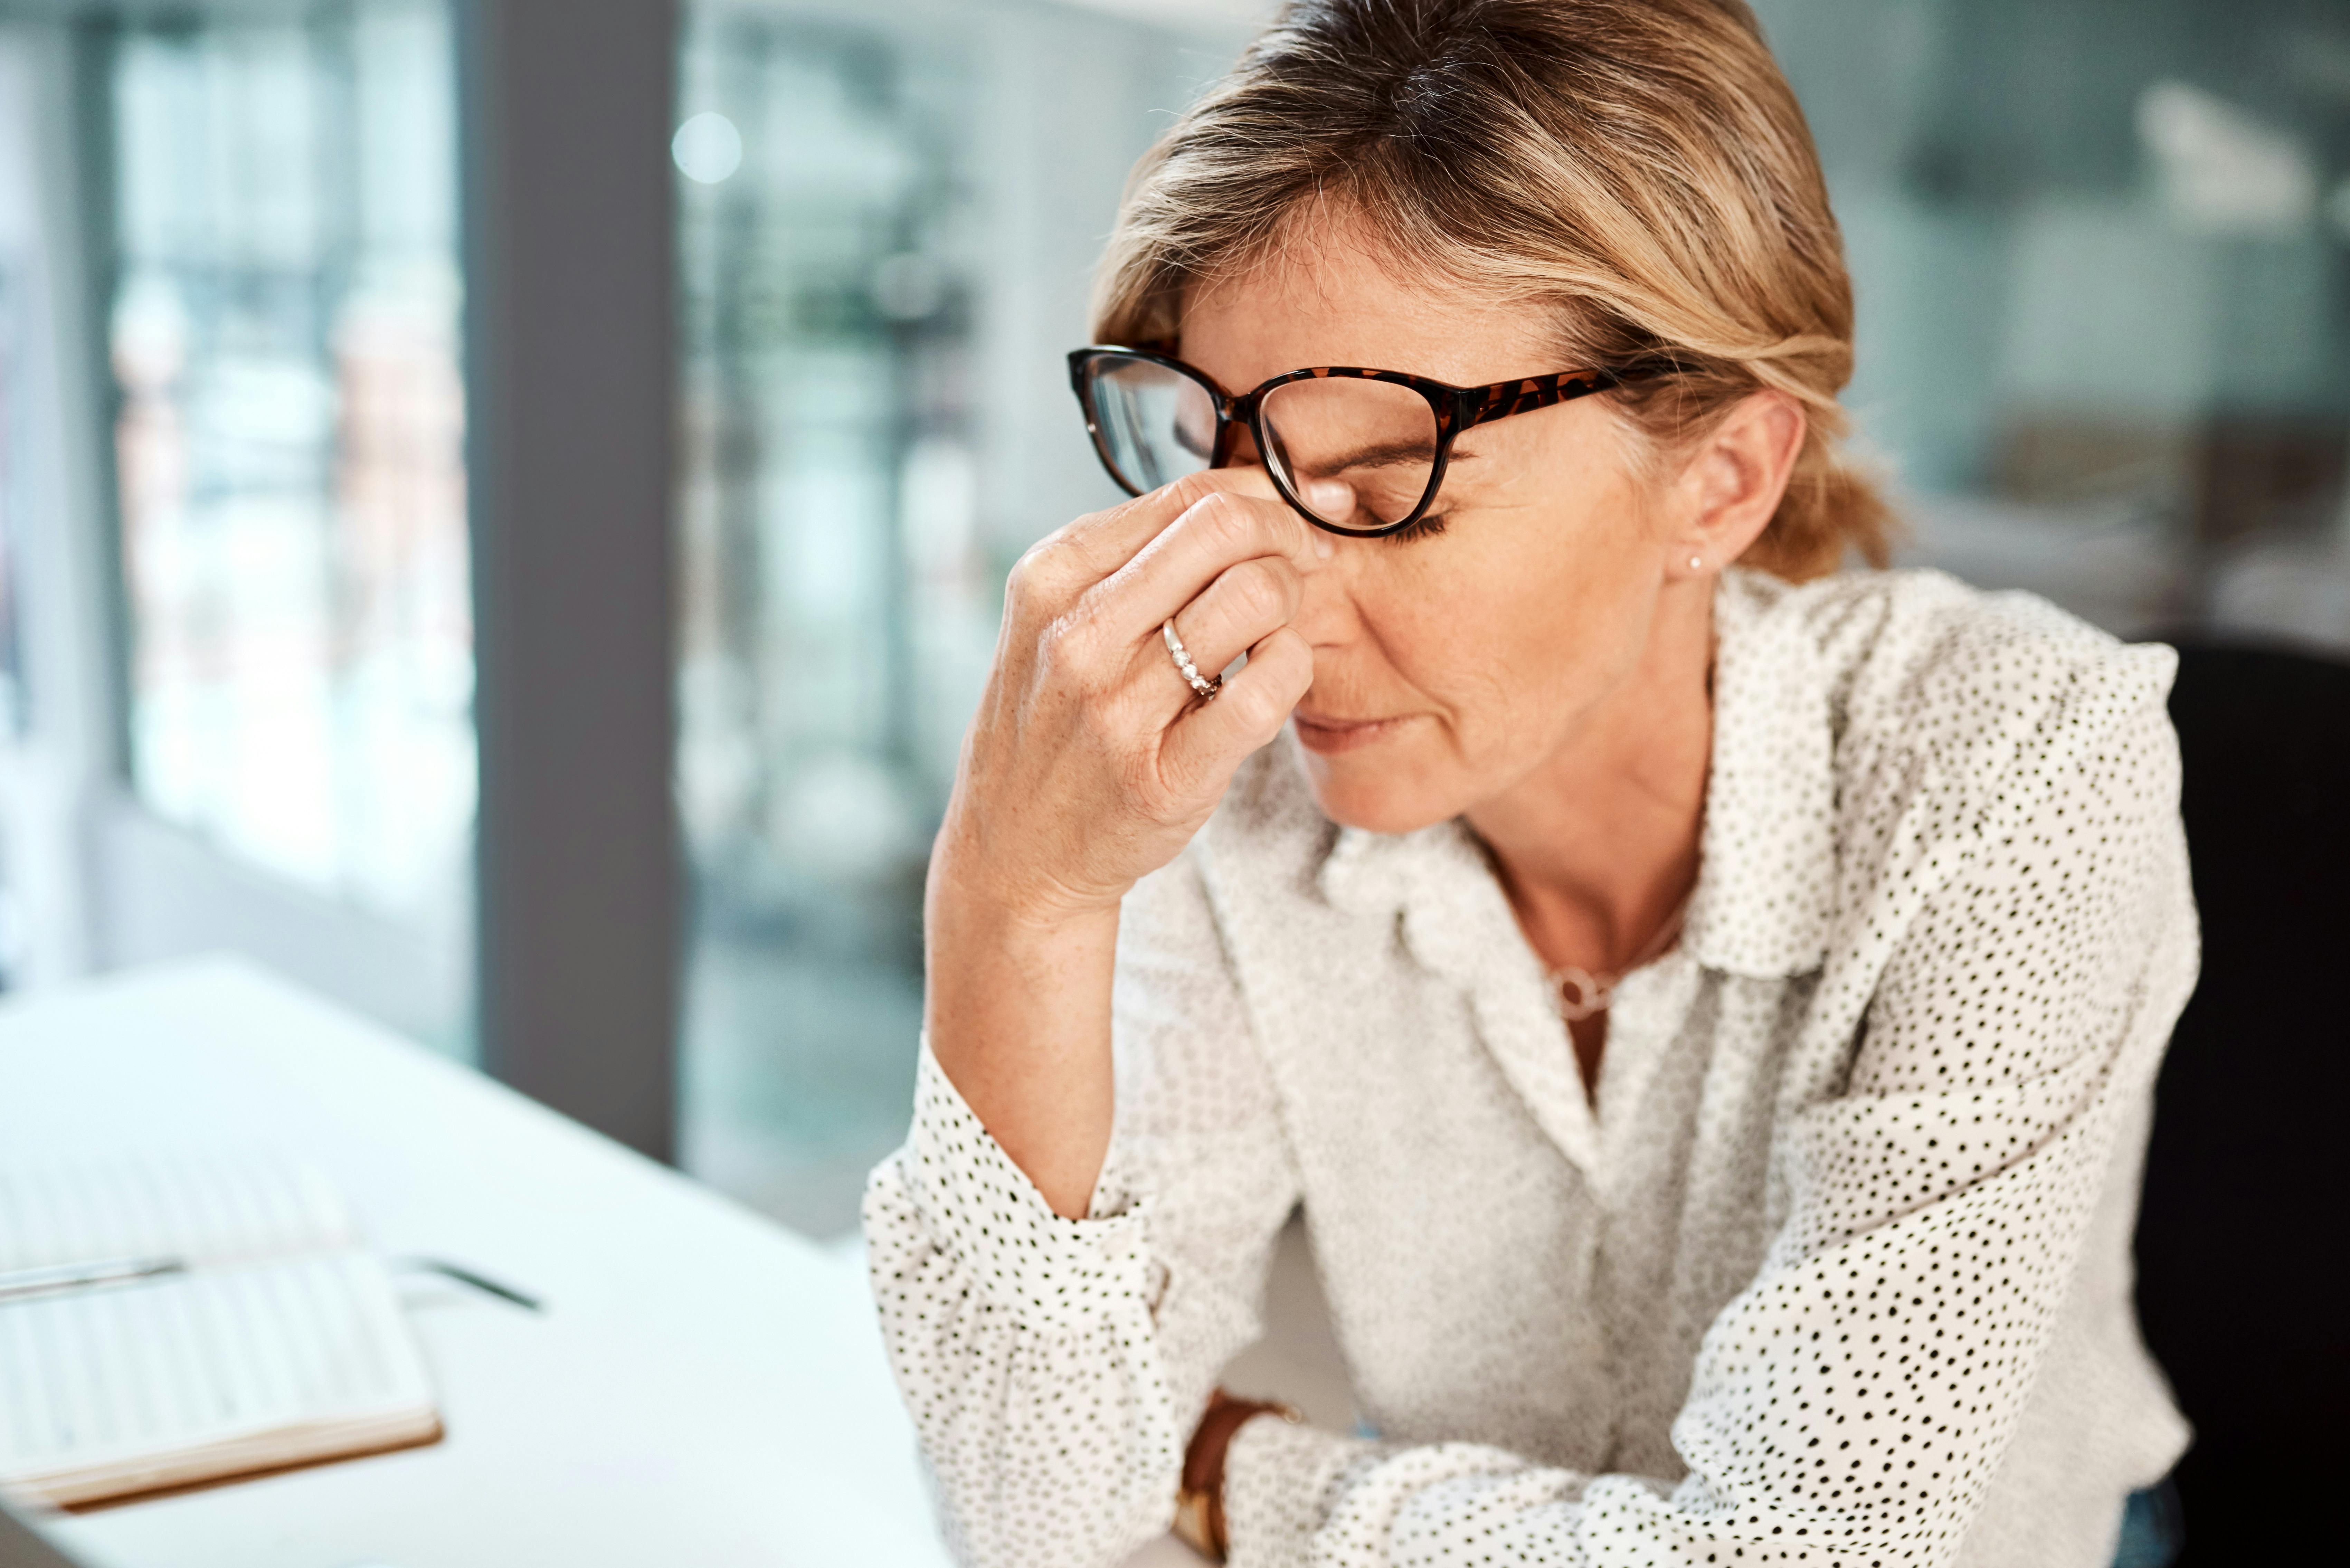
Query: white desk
0 957 964 1568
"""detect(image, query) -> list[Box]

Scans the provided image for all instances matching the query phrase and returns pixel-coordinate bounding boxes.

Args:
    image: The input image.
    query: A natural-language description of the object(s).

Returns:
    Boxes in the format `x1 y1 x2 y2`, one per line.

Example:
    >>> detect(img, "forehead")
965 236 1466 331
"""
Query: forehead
1178 216 1564 393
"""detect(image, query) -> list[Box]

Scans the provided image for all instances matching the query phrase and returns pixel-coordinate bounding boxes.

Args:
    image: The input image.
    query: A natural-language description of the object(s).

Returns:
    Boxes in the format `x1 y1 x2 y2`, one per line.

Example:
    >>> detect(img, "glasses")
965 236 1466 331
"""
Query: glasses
1068 345 1662 538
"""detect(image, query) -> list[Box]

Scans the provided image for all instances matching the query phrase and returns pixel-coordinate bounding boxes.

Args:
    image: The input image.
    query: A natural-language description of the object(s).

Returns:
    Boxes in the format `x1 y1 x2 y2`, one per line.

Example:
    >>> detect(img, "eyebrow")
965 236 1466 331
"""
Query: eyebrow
1316 437 1445 471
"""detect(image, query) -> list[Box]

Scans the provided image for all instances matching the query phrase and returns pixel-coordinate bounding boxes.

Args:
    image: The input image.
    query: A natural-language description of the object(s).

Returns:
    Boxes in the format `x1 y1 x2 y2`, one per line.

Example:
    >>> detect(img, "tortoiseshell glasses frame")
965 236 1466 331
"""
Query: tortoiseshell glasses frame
1068 344 1668 539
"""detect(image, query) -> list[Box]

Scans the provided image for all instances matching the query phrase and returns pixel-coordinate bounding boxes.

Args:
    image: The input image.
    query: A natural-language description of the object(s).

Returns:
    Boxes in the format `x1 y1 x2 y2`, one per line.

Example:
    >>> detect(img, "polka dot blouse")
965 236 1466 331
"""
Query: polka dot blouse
863 568 2196 1568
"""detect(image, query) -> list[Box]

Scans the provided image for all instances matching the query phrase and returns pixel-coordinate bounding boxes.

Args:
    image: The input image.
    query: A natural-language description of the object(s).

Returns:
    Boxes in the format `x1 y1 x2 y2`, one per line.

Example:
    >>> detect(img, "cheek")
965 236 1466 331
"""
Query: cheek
1374 493 1655 745
1304 531 1656 832
1375 576 1545 725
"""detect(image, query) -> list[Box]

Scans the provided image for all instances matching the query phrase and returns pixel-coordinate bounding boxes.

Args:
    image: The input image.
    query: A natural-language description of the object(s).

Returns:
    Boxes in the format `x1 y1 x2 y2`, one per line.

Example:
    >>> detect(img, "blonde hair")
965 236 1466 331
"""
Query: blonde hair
1092 0 1892 579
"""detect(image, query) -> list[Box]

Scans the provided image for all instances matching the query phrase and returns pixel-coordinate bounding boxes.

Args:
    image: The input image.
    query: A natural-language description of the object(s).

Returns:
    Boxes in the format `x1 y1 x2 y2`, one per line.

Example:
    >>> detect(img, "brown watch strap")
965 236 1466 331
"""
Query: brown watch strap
1176 1389 1300 1561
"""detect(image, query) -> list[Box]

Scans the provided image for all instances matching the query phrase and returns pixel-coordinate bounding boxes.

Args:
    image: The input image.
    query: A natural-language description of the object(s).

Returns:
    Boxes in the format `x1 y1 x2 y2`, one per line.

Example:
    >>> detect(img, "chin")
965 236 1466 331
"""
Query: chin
1292 740 1467 837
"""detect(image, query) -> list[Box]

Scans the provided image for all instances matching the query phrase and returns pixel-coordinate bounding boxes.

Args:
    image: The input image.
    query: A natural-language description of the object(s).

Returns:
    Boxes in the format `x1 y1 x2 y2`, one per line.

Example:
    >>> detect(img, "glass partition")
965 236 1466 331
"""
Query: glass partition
96 2 472 1048
0 264 26 749
1755 0 2350 644
674 10 969 1231
0 248 32 991
674 0 1237 1234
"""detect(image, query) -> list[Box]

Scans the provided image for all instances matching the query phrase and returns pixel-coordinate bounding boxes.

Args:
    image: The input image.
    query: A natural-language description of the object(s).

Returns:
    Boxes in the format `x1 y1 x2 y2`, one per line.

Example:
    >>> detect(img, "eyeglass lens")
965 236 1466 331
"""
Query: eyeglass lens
1086 355 1218 492
1087 357 1443 532
1257 378 1439 532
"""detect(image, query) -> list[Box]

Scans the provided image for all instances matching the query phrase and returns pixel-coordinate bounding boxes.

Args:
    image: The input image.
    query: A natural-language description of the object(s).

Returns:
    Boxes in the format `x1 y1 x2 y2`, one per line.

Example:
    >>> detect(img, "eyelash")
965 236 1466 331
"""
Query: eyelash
1383 512 1450 544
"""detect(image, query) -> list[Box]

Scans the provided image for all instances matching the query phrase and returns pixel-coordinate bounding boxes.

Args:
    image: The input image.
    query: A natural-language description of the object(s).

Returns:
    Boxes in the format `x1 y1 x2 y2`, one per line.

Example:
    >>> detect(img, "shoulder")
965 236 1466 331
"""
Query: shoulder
1737 567 2180 837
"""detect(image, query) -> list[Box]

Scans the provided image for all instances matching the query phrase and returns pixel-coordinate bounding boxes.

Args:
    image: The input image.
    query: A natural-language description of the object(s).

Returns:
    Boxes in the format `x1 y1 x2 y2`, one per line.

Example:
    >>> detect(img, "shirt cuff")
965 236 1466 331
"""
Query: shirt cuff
896 1038 1153 1330
1223 1414 1378 1568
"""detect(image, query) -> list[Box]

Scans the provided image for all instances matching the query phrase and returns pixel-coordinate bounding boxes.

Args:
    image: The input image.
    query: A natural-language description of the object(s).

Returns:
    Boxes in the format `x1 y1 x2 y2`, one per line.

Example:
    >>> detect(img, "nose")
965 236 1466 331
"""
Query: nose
1289 526 1356 648
1218 421 1264 471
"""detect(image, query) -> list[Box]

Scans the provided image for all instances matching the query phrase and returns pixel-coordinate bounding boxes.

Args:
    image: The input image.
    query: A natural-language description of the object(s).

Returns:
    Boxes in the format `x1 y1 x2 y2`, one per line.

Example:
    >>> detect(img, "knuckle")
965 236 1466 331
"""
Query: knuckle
1163 469 1222 512
1188 491 1260 553
1005 540 1064 608
1226 558 1296 623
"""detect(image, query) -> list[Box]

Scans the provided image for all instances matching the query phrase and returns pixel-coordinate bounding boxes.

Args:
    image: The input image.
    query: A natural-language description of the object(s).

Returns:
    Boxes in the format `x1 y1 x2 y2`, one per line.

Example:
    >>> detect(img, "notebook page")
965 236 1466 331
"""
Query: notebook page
0 1253 436 1505
0 1153 354 1276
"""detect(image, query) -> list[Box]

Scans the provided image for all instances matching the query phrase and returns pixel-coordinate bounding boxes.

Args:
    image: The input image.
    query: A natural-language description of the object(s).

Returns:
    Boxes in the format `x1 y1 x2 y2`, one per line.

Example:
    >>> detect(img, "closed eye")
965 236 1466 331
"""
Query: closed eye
1383 511 1450 544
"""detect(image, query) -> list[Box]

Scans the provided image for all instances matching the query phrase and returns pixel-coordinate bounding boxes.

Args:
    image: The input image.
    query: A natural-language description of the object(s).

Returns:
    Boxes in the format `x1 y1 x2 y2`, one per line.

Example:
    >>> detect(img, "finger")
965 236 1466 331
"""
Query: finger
1034 466 1288 594
1158 626 1314 796
1123 553 1299 728
1089 486 1329 643
1155 555 1302 701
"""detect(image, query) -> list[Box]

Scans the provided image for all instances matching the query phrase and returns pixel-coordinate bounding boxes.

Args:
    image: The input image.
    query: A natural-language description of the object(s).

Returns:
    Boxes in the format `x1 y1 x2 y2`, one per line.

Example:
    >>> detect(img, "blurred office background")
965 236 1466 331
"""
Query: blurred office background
0 0 2343 1237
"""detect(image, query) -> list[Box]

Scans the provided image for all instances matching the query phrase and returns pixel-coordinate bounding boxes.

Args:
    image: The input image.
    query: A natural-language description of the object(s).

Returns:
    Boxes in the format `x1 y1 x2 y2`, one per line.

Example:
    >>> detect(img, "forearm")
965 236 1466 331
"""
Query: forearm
923 873 1120 1219
863 1062 1178 1568
915 471 1318 1221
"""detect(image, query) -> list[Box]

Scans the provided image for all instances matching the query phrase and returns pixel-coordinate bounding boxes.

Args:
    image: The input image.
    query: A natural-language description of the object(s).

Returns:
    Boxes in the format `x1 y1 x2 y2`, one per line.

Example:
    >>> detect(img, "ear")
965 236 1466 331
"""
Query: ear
1664 390 1806 581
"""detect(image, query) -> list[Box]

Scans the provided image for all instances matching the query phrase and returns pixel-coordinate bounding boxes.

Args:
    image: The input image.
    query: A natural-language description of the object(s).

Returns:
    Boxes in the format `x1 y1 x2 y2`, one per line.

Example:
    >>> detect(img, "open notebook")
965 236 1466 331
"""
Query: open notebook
0 1152 440 1508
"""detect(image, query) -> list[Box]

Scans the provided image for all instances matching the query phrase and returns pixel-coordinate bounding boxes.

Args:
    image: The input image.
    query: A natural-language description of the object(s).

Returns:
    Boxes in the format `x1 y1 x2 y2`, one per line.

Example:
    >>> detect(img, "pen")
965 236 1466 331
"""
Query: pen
395 1256 544 1312
0 1257 187 1303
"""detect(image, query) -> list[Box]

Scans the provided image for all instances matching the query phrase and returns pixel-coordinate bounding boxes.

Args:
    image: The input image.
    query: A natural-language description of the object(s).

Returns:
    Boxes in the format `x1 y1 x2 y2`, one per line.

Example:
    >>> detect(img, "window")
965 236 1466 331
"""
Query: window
674 10 980 1233
0 259 29 744
1756 0 2350 644
97 2 472 1047
673 0 1232 1233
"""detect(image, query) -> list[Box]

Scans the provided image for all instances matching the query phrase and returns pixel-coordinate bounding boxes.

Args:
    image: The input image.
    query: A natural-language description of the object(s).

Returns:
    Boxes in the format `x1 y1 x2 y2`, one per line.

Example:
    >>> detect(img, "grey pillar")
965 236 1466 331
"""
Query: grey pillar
461 0 680 1159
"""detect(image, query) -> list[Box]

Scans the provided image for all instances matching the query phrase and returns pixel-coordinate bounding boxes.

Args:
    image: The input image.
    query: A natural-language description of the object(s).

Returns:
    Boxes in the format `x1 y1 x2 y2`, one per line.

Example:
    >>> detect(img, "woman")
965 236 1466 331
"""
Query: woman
864 2 2192 1565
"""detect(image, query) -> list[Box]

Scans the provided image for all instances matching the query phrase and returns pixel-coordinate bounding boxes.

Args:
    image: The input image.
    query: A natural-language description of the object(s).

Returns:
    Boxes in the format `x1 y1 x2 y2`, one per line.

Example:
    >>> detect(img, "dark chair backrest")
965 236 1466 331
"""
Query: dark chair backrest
2134 637 2350 1566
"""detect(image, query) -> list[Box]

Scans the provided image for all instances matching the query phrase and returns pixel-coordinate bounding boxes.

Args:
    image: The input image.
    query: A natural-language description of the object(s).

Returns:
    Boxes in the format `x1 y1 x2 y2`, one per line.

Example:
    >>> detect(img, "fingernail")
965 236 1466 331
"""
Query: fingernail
1313 533 1334 560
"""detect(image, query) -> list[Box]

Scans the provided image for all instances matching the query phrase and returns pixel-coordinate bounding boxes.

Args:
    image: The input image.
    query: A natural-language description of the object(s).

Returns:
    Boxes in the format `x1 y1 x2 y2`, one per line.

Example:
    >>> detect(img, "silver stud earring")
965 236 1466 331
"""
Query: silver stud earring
1689 555 1704 571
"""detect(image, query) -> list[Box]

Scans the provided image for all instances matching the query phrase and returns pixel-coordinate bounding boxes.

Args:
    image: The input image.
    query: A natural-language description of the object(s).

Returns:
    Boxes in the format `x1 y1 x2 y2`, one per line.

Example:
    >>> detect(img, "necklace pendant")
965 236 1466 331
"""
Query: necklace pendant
1550 964 1613 1022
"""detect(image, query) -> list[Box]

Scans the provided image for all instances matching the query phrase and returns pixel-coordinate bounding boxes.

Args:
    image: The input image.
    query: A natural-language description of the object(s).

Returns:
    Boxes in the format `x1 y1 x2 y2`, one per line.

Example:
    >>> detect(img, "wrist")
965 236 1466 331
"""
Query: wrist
925 882 1122 1029
926 844 1127 945
921 863 1123 1221
1174 1390 1303 1561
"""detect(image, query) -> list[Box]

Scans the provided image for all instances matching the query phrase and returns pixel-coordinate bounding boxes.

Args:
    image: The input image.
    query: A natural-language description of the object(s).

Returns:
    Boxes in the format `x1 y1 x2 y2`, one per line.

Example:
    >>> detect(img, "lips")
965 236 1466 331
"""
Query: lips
1291 711 1412 755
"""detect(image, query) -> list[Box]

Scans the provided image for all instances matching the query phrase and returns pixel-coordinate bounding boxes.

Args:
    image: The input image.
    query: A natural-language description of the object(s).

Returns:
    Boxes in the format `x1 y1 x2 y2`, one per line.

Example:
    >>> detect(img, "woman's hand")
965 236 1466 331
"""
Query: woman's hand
940 466 1325 922
926 468 1325 1215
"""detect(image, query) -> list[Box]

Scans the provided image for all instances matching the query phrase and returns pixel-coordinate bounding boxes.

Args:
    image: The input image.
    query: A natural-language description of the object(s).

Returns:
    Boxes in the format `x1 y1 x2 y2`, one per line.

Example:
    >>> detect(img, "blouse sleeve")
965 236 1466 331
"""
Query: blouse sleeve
1214 697 2198 1568
862 850 1306 1568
